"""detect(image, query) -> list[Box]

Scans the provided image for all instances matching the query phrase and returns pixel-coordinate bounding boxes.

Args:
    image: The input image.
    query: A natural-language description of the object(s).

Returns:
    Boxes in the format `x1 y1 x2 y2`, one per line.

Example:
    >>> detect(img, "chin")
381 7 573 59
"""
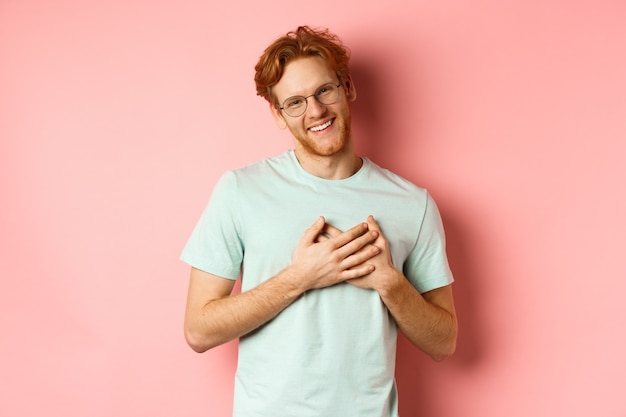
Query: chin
302 137 350 157
291 120 353 157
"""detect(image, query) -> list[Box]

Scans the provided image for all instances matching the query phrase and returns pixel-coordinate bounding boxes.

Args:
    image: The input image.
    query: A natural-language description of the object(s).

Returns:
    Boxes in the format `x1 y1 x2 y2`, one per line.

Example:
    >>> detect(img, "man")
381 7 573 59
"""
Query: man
181 26 457 417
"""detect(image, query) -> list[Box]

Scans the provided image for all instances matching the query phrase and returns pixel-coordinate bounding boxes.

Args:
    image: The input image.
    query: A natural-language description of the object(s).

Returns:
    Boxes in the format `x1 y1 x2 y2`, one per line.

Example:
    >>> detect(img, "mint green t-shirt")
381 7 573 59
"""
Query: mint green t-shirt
181 150 453 417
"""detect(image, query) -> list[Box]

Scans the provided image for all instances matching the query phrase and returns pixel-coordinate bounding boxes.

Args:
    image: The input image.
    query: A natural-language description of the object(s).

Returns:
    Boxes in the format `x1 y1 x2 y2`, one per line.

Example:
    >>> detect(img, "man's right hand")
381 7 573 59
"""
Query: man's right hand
289 216 380 292
184 216 380 352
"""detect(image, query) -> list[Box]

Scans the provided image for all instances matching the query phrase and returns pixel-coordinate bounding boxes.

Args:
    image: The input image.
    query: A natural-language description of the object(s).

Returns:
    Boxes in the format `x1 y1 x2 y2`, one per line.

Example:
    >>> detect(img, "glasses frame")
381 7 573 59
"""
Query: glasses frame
279 83 343 118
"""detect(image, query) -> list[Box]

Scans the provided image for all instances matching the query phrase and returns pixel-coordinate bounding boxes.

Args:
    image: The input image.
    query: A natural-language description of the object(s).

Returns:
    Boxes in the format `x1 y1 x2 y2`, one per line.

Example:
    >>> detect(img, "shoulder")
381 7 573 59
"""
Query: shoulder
363 158 428 196
228 151 294 179
213 151 297 196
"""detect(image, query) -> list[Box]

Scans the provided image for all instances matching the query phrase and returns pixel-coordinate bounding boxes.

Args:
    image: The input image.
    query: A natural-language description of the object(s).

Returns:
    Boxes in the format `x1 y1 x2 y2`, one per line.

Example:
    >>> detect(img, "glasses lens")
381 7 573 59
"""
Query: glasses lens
283 97 307 117
281 84 341 117
316 84 339 105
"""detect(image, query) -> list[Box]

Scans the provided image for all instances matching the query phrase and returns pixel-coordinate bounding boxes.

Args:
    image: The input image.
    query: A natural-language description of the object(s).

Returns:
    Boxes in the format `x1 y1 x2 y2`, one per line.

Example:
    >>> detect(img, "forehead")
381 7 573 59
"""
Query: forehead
273 56 337 100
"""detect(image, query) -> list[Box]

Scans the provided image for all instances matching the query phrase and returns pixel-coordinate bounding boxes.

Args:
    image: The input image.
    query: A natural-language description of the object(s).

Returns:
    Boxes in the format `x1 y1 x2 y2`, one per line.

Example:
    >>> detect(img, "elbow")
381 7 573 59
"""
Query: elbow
184 310 225 353
184 327 215 353
430 326 458 362
430 341 456 362
187 340 210 354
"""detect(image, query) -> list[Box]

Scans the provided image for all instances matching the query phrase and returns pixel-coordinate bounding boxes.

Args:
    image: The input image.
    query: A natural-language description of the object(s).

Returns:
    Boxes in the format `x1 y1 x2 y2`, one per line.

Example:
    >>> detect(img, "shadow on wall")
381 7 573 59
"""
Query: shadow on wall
350 43 486 416
395 209 487 416
349 57 388 167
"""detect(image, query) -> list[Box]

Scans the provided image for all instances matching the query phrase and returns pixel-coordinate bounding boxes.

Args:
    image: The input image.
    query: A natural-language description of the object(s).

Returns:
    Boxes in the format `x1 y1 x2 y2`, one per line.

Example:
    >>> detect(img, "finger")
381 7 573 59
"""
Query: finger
329 222 369 249
322 222 343 238
314 232 329 243
335 229 379 263
301 216 326 244
366 215 381 231
314 221 336 243
365 216 389 252
341 263 375 280
341 243 380 270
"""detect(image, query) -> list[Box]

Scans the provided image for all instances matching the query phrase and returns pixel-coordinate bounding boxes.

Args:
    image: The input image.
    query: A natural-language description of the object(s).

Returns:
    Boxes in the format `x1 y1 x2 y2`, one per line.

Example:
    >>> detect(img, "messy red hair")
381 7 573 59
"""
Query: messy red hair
254 26 351 105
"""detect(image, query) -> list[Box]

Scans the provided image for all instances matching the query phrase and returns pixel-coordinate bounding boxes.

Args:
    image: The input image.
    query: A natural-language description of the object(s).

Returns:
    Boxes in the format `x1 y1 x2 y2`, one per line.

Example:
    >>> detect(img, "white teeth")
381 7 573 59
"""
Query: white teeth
309 120 332 132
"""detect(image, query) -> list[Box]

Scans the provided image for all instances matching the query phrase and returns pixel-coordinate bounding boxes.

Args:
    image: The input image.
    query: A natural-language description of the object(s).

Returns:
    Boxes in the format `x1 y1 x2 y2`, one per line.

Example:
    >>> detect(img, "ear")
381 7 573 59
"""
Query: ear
269 103 288 130
343 76 357 101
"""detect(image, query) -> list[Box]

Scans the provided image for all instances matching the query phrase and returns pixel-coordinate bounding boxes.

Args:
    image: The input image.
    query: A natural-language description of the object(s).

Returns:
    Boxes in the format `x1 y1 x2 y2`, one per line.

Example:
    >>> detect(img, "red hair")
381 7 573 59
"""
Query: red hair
254 26 351 105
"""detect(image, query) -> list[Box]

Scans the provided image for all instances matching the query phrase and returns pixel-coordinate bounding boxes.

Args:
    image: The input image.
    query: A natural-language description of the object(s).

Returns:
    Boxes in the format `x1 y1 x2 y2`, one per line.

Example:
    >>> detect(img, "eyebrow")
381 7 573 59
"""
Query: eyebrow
282 80 338 100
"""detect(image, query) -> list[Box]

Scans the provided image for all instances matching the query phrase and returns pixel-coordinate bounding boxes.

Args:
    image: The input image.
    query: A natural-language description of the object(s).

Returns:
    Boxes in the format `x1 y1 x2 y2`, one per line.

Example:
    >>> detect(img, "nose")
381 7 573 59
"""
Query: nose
306 96 327 117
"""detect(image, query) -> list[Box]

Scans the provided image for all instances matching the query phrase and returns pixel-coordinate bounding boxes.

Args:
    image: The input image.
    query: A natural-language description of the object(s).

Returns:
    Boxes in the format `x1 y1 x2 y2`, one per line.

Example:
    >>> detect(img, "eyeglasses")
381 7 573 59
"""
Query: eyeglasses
279 83 342 117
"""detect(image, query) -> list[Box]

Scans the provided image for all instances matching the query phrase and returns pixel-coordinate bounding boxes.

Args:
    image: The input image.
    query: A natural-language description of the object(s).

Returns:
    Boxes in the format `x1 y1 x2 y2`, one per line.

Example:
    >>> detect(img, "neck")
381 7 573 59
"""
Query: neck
294 148 363 180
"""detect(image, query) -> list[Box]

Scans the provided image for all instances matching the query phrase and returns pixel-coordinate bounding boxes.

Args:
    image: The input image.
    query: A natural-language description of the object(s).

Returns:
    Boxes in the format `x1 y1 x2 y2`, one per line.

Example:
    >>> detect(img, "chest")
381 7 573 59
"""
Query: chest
236 182 421 288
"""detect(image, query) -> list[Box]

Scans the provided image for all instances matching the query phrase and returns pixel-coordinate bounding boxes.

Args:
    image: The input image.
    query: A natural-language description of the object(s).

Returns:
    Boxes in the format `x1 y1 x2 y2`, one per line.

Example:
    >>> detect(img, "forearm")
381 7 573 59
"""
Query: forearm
185 268 304 352
185 219 381 353
379 273 457 361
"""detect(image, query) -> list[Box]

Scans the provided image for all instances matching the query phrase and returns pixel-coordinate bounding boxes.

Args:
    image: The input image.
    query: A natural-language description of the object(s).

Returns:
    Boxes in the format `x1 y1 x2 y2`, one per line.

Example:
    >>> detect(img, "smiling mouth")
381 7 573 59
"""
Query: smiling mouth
309 119 333 132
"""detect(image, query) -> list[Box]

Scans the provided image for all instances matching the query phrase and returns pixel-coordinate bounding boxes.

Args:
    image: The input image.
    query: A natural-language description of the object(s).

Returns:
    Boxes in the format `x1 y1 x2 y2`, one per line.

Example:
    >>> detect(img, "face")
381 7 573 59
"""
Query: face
270 56 357 159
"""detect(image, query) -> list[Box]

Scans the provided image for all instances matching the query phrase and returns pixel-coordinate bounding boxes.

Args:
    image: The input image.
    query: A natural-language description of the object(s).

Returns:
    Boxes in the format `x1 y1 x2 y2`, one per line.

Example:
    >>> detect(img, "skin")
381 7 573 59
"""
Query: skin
184 56 458 361
269 56 360 179
185 219 381 351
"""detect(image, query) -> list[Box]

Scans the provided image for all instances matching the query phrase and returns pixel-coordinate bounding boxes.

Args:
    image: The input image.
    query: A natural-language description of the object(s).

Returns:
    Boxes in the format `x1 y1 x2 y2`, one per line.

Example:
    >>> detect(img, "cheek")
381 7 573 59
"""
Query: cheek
273 112 288 130
288 120 306 133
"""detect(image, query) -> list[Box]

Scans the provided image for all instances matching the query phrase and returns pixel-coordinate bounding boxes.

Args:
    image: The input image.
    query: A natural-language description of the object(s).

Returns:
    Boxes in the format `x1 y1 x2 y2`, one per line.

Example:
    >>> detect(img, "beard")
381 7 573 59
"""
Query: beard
289 112 353 158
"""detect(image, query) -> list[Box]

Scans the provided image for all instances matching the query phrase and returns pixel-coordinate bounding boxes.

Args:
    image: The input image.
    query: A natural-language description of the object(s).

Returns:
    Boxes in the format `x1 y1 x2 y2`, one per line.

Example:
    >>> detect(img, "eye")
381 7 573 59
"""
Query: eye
317 85 332 96
285 97 305 108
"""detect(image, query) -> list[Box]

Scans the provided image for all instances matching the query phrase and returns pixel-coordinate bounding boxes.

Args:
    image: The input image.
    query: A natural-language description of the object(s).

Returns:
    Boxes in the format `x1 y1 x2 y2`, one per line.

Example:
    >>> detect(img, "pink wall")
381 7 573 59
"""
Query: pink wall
2 1 625 416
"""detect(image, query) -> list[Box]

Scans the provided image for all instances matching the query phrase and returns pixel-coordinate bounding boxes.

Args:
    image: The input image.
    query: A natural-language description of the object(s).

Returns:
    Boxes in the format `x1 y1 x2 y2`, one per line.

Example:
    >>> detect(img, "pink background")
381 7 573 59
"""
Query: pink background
2 1 625 416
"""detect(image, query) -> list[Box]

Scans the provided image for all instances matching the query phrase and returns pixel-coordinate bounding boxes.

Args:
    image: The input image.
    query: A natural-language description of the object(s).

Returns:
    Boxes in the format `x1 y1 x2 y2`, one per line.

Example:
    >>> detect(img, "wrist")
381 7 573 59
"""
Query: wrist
277 265 310 297
376 269 405 300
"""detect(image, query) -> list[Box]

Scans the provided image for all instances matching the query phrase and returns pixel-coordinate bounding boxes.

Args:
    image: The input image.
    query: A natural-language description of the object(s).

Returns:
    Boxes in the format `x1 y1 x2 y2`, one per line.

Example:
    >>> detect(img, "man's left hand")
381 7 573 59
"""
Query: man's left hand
320 215 402 292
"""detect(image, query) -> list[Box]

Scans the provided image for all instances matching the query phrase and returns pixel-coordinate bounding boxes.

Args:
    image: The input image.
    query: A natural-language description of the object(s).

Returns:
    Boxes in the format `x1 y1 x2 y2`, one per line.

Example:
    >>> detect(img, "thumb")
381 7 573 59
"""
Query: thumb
302 216 326 244
367 215 380 231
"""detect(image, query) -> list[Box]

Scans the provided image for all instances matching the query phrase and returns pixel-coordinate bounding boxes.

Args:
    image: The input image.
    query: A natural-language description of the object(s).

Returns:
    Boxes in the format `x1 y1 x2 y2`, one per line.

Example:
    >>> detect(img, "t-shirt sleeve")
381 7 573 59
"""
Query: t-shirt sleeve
180 171 243 280
403 192 454 293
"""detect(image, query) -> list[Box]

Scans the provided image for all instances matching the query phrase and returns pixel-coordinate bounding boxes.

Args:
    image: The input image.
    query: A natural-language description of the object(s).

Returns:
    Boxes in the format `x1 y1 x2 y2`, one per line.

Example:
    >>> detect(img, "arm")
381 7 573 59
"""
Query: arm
325 216 458 361
377 276 457 362
183 217 381 353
